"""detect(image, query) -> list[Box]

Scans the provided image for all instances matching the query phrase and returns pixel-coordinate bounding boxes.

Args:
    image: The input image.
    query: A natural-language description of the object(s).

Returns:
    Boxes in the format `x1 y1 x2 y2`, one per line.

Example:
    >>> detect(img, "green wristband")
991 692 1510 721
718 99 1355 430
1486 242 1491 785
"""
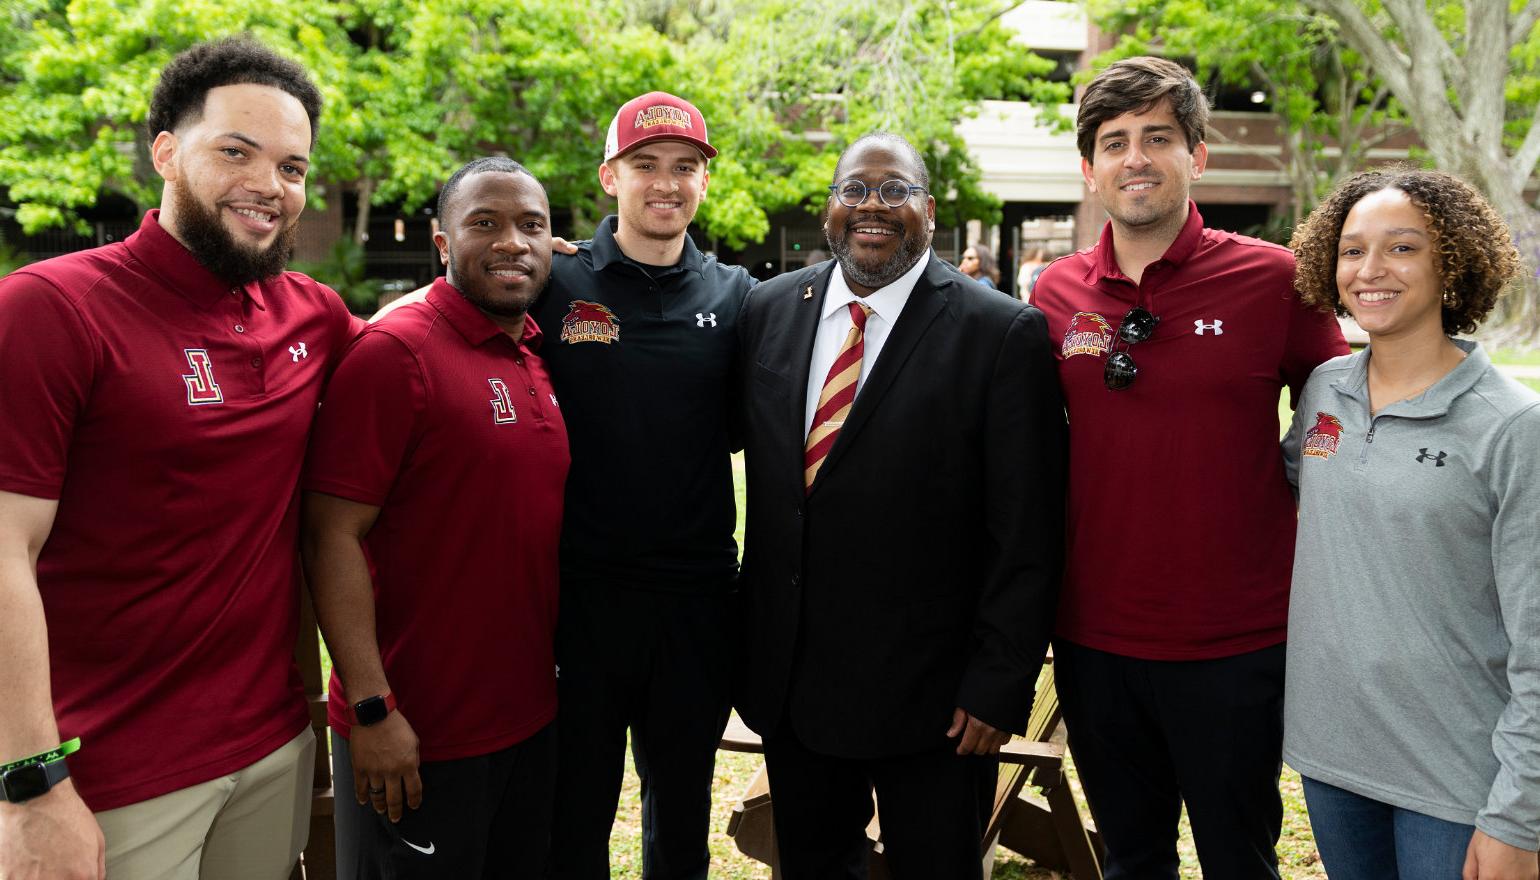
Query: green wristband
0 737 80 773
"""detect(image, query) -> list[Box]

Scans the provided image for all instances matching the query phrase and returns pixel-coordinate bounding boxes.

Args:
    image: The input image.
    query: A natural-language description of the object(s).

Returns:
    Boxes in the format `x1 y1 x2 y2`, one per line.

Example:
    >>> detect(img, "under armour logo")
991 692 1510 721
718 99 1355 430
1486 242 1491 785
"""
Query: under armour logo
288 342 308 362
549 393 559 407
488 378 517 424
1194 319 1224 335
696 312 717 328
1416 448 1447 467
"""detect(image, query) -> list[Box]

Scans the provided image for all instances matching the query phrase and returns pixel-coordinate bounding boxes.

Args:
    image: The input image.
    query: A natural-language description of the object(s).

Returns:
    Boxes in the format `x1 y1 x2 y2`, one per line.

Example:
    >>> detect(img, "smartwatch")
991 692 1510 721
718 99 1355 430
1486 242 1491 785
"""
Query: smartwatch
348 691 397 727
1 756 70 804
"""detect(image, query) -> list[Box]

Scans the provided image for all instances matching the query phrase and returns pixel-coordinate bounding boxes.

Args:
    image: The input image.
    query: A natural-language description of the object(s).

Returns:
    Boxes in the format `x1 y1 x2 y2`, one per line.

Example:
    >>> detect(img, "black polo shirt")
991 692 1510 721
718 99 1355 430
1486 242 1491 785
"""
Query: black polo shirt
531 215 755 591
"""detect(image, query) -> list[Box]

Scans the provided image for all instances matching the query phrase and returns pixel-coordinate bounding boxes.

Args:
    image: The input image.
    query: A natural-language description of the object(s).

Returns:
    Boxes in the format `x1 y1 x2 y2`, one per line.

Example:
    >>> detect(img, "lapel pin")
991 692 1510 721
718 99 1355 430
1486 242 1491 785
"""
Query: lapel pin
803 284 814 300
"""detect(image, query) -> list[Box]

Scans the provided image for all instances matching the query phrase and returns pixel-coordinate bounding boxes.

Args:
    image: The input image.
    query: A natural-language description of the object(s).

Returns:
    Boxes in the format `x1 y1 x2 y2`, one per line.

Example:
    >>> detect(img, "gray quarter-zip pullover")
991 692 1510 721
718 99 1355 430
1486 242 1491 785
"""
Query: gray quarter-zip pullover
1282 340 1540 850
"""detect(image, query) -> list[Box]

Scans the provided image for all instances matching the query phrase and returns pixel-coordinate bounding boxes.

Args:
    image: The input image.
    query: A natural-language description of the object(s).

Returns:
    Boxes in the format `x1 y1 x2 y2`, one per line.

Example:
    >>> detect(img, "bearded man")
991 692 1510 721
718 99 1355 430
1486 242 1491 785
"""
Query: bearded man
0 38 359 880
733 131 1068 879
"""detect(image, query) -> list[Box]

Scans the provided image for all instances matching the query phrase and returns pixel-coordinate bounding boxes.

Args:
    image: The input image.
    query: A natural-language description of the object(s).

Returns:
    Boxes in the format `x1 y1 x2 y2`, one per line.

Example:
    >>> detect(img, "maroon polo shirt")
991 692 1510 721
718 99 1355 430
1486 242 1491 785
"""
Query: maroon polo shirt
0 211 359 810
1032 203 1347 660
306 278 568 759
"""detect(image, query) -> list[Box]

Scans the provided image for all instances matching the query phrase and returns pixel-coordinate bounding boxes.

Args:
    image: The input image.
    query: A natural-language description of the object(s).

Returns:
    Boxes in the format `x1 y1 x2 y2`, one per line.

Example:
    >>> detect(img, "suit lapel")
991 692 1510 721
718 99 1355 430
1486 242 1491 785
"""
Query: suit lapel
810 254 952 493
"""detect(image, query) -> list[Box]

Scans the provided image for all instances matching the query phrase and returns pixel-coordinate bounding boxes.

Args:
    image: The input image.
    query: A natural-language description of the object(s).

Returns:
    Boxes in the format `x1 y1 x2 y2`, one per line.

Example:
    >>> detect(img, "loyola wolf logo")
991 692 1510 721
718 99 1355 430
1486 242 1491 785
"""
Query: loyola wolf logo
1061 312 1112 359
1302 412 1344 460
182 349 223 405
560 300 621 345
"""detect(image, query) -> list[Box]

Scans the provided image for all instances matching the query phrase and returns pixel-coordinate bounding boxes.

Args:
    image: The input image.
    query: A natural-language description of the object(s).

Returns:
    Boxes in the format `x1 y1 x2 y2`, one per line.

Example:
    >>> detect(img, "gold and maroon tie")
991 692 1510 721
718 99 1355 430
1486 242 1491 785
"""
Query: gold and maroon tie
804 301 873 491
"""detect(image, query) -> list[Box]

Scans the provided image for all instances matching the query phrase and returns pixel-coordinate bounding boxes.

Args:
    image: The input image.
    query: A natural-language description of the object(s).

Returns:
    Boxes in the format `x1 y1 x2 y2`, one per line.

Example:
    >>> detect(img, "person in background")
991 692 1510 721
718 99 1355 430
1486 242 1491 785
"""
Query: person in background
1283 167 1539 880
958 241 1000 289
1016 246 1048 298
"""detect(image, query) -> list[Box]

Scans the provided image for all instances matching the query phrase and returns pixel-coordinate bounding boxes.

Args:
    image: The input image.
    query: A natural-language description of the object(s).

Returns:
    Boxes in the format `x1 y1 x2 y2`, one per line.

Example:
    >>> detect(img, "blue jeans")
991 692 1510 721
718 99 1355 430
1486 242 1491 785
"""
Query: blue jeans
1302 776 1473 879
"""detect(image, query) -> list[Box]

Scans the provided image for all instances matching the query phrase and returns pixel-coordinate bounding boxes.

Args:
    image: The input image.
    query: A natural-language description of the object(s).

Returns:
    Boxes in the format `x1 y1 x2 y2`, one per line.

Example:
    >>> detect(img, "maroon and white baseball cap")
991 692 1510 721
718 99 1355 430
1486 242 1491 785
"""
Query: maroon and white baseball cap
603 91 717 161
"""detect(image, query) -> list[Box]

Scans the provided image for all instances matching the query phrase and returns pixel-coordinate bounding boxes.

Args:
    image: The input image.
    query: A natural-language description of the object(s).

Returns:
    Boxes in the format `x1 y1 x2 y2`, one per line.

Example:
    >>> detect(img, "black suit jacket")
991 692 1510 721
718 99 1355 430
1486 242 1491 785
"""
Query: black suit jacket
735 254 1067 759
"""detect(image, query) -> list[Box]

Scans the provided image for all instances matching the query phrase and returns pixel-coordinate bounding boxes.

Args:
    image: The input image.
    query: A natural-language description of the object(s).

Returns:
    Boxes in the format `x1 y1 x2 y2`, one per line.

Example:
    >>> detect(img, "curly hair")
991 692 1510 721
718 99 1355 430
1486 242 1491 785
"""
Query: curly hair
148 37 322 146
1289 168 1520 336
1077 56 1209 162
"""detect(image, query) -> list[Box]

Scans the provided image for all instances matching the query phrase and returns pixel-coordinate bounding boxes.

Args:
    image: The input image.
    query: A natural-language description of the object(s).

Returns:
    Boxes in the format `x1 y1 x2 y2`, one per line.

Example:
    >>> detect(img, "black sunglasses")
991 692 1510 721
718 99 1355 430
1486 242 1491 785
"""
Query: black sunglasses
1104 307 1159 391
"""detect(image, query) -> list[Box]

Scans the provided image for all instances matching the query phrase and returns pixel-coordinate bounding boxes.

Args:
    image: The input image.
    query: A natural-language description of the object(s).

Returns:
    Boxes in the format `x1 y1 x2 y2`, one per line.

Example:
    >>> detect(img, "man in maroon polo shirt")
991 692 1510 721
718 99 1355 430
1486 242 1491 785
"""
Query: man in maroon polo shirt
301 157 568 879
0 39 357 880
1030 57 1347 878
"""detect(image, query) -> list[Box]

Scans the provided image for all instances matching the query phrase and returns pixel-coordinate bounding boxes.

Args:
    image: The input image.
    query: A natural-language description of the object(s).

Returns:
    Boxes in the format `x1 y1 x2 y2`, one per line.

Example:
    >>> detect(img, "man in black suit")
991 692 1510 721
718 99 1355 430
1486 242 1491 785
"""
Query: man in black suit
735 131 1068 879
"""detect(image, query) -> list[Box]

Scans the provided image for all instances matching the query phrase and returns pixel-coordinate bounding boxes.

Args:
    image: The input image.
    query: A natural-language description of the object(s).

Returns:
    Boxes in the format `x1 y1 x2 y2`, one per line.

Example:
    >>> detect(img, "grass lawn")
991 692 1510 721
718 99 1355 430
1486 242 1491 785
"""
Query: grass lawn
1490 346 1540 366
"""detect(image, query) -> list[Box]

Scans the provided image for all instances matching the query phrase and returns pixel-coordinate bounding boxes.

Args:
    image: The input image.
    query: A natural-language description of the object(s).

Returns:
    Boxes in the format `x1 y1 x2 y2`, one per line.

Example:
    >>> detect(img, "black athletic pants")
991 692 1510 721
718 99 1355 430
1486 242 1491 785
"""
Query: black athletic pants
1054 639 1285 880
548 583 734 880
761 722 997 880
332 723 556 879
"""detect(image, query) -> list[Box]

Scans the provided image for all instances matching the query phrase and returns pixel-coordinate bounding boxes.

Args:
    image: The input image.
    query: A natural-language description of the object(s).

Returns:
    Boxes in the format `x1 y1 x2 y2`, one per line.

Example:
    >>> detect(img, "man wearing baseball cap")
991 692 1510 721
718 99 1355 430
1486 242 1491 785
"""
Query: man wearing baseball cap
530 92 755 880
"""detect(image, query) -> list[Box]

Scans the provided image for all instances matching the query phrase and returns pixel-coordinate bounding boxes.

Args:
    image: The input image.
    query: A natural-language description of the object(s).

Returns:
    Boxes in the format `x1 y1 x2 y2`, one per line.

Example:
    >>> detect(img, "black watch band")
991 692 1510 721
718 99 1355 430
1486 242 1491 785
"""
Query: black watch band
1 756 71 804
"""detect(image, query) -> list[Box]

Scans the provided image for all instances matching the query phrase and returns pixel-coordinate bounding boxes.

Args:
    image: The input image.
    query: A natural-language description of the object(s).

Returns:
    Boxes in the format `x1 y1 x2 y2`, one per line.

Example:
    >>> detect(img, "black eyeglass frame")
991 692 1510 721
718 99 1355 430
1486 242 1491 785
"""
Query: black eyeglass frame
1103 306 1160 391
828 178 929 209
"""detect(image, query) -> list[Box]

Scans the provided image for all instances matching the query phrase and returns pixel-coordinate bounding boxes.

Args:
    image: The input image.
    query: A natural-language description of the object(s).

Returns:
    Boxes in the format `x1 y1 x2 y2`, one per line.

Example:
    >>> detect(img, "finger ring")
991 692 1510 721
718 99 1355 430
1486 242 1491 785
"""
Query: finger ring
369 786 384 795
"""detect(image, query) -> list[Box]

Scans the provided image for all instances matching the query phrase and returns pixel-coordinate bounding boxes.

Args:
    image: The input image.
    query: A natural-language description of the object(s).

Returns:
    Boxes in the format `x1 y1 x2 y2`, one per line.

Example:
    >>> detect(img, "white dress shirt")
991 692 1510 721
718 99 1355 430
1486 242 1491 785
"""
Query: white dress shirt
803 253 929 439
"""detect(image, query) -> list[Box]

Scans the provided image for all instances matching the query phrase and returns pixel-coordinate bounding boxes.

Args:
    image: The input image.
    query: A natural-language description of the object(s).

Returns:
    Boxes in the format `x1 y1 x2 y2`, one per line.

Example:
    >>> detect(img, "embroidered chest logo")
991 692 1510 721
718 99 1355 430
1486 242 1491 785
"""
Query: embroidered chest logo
696 312 717 328
1194 319 1224 335
560 300 621 345
182 349 224 405
488 378 517 424
1416 448 1448 467
289 342 308 362
1301 412 1344 460
1061 311 1113 359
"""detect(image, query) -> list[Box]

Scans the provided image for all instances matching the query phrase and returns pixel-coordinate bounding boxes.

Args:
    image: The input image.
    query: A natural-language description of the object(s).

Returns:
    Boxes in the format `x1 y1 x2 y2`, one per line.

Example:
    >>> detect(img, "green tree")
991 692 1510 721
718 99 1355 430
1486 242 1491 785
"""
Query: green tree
677 0 1068 242
0 0 355 234
1088 0 1408 224
0 0 1062 253
1303 0 1540 338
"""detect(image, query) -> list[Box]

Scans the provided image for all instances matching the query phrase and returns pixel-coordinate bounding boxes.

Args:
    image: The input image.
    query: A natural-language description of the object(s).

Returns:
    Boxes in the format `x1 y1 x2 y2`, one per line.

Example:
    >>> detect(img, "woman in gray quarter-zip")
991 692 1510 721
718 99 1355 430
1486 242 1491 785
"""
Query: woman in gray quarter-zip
1282 169 1539 880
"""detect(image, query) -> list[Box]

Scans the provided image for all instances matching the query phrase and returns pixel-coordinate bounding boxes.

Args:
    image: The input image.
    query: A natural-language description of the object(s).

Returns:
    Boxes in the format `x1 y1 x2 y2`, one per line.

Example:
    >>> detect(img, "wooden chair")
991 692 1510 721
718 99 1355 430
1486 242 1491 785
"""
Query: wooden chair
722 663 1102 879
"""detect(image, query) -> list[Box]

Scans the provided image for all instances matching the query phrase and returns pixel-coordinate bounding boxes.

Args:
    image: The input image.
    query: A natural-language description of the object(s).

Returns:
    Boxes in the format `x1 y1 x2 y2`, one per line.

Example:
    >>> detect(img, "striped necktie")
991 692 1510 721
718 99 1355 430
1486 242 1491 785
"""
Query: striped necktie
805 301 873 491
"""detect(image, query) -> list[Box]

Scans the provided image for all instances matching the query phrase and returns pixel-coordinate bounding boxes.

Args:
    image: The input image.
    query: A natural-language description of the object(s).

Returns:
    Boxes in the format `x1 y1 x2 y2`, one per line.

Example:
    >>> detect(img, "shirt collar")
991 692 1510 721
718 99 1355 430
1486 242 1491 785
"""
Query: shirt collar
427 277 544 351
1088 200 1205 286
1332 338 1487 417
123 210 268 310
822 249 929 324
590 214 705 276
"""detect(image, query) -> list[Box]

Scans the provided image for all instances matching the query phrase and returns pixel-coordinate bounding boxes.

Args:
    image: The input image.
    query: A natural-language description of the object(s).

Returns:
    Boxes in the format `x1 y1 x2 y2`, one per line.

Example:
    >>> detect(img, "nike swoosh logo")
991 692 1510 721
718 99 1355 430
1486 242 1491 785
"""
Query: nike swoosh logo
403 839 435 856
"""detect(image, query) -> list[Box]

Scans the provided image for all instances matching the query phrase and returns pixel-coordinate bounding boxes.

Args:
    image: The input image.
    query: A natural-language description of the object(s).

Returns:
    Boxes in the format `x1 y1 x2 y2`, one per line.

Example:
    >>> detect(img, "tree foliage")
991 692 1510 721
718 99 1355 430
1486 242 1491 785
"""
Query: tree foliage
1301 0 1540 338
0 0 1060 249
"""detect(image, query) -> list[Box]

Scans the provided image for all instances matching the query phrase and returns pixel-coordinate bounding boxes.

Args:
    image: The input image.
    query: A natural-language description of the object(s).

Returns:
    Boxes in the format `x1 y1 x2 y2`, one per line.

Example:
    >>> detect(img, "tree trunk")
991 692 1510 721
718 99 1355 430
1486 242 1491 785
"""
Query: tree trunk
353 178 375 247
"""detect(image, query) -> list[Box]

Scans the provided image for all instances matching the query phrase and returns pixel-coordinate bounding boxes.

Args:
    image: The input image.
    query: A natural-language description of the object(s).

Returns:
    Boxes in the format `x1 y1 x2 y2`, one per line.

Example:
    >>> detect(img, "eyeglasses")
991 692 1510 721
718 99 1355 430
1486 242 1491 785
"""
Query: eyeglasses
1104 306 1159 391
828 178 928 208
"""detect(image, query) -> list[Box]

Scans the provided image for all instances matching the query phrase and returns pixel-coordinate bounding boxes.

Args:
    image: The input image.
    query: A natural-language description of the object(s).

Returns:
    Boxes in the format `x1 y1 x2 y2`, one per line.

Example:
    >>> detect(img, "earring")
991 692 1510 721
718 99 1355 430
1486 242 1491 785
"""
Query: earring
1442 291 1457 308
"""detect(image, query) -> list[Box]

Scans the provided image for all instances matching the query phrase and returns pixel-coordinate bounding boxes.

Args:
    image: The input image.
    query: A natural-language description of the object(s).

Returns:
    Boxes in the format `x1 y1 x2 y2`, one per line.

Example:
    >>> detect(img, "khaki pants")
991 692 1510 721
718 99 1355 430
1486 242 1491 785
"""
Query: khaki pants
96 728 315 880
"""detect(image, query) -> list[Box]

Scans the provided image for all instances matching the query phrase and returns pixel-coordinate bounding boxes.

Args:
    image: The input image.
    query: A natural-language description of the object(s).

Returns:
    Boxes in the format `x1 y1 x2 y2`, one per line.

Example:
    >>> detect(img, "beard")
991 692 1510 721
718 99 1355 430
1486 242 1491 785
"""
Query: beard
826 216 931 290
170 184 296 287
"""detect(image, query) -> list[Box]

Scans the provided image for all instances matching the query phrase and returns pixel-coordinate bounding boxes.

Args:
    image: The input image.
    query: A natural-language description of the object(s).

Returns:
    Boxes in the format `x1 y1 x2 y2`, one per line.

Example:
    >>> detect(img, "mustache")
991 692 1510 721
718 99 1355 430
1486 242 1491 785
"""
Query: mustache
843 216 902 232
